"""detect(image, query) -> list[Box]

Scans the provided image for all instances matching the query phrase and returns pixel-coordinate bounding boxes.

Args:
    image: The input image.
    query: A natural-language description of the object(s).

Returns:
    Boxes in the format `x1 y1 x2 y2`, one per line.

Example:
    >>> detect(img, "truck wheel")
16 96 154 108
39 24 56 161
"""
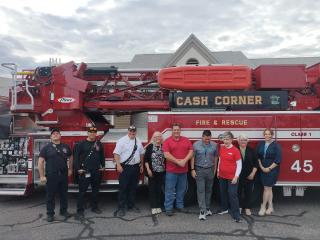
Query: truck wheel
184 173 197 206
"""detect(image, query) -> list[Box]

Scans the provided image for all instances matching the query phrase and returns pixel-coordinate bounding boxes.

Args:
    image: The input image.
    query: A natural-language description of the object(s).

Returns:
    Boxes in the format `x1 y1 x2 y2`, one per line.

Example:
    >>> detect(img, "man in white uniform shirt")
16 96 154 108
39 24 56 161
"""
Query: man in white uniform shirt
113 125 145 217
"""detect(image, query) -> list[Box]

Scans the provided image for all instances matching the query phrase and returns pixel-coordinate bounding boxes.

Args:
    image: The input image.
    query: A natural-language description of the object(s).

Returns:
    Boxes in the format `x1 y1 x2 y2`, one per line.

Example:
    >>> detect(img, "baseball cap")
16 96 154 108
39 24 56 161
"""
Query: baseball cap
128 125 136 131
50 128 60 135
87 126 98 133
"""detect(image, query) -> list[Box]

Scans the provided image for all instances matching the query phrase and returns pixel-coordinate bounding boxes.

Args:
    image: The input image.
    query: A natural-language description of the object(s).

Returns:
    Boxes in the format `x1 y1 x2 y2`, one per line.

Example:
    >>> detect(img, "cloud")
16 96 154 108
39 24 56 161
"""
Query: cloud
0 0 319 71
0 35 37 68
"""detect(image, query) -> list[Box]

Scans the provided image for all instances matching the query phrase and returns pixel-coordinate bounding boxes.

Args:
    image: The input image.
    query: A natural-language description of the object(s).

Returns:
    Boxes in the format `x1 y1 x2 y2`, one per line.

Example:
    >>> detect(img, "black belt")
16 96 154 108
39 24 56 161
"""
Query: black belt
121 163 140 167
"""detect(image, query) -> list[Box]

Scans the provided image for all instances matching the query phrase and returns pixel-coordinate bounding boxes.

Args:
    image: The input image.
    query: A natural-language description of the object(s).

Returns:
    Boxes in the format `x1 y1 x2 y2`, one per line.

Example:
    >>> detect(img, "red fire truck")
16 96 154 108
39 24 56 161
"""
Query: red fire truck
0 61 320 198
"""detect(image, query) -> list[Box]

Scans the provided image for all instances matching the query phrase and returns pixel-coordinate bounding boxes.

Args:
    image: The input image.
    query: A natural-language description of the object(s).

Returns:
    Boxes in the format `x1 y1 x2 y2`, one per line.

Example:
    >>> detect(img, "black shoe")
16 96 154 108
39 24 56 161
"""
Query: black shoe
128 206 141 213
91 208 102 214
118 209 126 217
176 208 187 213
47 215 54 222
76 212 85 220
234 218 242 223
60 211 71 218
165 210 173 216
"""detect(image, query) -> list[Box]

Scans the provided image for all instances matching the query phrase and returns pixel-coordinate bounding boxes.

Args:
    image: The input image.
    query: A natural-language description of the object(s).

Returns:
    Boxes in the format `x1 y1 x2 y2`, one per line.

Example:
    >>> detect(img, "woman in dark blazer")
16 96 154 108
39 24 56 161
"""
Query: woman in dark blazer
144 131 165 215
237 134 258 216
256 128 282 216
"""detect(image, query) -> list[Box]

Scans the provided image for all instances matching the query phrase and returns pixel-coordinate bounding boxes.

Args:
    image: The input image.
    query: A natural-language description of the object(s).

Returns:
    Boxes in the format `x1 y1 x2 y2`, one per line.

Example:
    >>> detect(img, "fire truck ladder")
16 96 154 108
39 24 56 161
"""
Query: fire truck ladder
83 67 170 112
1 63 34 111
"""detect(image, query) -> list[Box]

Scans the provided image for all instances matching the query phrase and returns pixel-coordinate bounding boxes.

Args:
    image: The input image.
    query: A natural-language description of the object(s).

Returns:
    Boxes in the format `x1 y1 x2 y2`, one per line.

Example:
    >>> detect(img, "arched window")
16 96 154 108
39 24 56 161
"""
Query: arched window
186 58 199 65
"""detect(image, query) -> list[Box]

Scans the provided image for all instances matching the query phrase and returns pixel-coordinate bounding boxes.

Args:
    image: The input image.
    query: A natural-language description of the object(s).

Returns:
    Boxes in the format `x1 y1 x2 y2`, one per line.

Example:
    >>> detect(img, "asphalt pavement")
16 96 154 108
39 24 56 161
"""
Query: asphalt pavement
0 186 319 240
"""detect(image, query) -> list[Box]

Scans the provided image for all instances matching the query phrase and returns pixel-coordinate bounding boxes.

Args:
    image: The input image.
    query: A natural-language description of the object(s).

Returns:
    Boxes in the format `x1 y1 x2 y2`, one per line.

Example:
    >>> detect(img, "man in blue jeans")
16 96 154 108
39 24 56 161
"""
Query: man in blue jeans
162 123 193 216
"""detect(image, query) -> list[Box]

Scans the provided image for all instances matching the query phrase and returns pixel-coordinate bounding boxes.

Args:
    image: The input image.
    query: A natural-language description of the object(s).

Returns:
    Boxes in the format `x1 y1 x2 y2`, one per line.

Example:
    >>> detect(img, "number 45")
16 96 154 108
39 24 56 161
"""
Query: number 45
291 160 313 173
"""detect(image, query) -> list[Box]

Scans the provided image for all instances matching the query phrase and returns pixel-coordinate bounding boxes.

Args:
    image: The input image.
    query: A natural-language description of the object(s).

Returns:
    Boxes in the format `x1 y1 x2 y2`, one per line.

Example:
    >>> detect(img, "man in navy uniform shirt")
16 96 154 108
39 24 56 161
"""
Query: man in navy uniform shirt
38 128 73 222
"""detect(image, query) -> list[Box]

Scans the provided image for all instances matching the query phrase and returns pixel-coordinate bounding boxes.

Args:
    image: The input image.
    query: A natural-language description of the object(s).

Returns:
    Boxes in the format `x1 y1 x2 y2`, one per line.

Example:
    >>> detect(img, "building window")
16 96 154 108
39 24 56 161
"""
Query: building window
186 58 199 65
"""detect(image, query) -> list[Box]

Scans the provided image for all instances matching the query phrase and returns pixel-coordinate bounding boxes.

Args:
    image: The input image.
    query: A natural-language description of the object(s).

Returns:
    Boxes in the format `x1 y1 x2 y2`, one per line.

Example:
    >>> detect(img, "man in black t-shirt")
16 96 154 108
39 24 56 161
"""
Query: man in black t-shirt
74 126 105 219
38 128 72 222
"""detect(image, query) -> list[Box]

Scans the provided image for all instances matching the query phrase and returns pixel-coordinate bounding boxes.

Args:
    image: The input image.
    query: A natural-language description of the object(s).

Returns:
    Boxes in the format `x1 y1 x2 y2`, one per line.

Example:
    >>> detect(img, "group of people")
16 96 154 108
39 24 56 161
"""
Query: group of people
38 124 281 223
38 127 105 222
142 125 282 222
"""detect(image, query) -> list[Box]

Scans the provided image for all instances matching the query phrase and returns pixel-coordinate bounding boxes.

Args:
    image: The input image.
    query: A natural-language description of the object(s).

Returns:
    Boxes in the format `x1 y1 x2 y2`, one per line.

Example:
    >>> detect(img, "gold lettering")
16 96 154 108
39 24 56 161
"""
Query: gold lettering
195 120 210 125
230 96 238 105
193 97 200 106
223 96 230 105
176 97 183 106
215 96 222 105
247 96 254 104
201 96 208 106
221 119 248 126
256 96 262 104
185 97 192 106
213 95 263 105
177 96 210 106
239 96 246 104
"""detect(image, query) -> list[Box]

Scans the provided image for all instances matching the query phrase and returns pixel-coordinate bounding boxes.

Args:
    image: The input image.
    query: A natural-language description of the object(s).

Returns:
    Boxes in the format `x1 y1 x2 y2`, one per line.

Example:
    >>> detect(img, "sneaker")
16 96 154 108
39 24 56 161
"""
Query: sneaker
199 211 206 220
234 218 242 223
117 208 126 217
156 208 162 214
151 208 158 215
128 206 141 213
205 209 212 216
216 209 228 215
165 210 173 216
60 211 71 218
47 215 54 222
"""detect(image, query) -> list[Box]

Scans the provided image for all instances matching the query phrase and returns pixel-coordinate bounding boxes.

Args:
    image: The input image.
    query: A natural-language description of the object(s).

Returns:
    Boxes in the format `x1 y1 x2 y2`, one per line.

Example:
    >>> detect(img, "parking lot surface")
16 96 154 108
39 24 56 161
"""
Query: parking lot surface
0 187 319 240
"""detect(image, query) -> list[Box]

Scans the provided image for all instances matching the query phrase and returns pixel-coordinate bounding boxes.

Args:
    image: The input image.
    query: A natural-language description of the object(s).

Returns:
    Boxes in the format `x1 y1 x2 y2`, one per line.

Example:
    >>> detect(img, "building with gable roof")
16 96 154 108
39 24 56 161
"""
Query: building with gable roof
88 34 320 69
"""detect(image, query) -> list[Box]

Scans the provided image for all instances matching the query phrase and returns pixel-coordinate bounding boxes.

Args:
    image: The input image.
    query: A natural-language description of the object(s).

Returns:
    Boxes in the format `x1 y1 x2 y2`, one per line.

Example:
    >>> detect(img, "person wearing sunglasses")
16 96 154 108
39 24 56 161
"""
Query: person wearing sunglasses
74 126 105 219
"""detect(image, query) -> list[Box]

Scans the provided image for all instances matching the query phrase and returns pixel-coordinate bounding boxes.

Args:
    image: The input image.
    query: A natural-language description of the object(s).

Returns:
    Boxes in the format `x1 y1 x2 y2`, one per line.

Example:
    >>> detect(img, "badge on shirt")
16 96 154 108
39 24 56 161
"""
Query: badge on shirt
62 148 68 154
95 145 100 151
85 172 91 178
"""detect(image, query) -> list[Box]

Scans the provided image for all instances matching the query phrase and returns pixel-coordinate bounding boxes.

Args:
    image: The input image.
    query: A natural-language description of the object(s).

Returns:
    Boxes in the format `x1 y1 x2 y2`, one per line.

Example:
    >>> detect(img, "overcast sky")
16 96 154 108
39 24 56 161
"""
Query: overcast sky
0 0 319 75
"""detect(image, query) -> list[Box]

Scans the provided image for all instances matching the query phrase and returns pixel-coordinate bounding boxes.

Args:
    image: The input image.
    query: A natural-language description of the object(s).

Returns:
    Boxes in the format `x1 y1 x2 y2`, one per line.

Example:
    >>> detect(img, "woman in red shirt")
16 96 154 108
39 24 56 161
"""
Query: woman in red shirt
217 131 242 223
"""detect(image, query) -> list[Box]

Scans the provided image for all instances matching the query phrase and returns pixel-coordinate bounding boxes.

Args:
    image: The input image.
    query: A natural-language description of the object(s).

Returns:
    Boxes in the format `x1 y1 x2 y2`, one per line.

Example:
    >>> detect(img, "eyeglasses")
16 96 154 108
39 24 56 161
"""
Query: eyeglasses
88 127 97 132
